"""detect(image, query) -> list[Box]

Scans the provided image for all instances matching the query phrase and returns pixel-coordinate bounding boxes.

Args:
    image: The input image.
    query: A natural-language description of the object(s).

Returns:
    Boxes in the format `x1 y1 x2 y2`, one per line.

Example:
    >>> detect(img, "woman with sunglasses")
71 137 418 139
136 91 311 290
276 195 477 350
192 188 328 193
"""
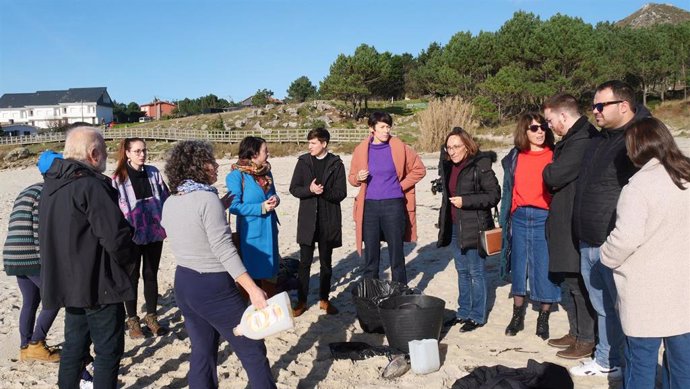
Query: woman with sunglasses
600 118 690 389
500 112 560 340
437 127 500 332
112 137 170 339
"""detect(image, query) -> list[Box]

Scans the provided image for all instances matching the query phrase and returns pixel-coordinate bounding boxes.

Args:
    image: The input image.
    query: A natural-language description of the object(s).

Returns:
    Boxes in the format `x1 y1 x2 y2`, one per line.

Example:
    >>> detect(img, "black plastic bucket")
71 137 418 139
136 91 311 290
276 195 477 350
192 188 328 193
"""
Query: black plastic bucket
351 279 414 333
378 295 445 353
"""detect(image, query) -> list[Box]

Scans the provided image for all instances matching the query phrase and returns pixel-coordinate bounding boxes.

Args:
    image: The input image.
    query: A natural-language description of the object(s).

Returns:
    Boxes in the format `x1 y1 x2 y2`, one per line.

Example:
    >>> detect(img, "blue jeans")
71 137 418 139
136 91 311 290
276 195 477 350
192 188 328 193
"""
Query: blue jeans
451 226 486 324
510 207 560 303
58 303 125 389
16 275 59 347
624 332 690 389
580 241 623 368
362 198 407 284
175 266 276 389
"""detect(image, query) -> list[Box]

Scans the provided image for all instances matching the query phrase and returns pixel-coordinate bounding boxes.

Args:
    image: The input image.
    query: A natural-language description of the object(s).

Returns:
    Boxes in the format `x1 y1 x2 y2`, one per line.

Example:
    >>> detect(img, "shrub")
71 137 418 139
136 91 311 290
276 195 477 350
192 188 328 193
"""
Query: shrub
416 97 477 152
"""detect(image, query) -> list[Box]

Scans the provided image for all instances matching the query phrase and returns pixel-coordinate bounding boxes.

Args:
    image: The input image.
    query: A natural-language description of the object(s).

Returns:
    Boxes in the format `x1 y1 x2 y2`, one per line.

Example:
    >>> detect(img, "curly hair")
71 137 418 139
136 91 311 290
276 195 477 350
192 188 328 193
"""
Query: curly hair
165 140 216 193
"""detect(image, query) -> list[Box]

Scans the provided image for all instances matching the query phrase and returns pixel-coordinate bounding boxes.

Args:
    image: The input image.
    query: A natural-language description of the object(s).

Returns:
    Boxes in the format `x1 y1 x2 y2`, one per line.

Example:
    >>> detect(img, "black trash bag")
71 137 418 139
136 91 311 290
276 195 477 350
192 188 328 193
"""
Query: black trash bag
329 342 404 361
277 257 300 292
451 359 573 389
351 279 418 333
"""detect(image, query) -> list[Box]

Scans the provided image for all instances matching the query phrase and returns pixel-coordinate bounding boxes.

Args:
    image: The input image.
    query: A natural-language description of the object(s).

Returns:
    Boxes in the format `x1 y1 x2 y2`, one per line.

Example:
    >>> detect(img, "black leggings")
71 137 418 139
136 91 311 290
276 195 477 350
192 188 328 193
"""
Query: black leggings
125 241 164 317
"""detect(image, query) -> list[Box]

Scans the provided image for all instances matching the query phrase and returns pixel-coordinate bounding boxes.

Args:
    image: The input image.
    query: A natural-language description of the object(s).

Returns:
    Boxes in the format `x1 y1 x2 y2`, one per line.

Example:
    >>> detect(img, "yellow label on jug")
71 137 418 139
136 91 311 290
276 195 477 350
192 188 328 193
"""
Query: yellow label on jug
248 304 284 332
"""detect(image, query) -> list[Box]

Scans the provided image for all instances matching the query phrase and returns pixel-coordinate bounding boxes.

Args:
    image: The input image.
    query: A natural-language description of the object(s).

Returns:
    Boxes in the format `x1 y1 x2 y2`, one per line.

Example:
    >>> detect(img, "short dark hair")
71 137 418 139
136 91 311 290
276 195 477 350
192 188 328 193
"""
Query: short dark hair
626 117 690 190
513 112 555 151
238 136 267 160
165 140 216 193
307 128 330 144
368 111 393 128
444 127 479 159
596 80 636 107
543 93 580 116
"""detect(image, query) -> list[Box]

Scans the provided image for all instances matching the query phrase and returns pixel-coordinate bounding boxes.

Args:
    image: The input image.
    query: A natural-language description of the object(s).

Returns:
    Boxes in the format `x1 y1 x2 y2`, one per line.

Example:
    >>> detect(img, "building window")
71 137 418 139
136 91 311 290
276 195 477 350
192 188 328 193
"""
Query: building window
62 107 67 114
29 110 34 117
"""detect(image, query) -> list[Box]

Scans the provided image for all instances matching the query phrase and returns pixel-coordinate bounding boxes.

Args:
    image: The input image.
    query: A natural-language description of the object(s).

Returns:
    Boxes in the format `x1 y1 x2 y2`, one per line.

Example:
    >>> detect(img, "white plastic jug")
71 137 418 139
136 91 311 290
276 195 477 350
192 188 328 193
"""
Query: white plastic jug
408 339 440 374
233 291 295 340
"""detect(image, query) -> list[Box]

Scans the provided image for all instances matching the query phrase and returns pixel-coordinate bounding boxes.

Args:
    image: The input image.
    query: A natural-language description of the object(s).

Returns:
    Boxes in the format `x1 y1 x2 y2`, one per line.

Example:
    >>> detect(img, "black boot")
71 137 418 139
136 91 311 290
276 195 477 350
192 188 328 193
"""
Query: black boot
505 304 525 336
536 310 550 340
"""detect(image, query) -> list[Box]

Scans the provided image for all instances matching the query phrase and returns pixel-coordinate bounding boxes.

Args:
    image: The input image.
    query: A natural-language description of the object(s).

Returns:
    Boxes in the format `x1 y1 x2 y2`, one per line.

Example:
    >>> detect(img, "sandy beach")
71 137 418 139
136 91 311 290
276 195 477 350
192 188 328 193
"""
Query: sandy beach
1 139 688 388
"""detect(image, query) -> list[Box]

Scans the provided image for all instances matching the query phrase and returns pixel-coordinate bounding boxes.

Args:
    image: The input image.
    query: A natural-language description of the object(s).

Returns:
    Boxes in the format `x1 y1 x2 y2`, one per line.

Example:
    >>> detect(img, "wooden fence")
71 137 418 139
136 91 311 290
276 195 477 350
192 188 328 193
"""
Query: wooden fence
0 128 371 146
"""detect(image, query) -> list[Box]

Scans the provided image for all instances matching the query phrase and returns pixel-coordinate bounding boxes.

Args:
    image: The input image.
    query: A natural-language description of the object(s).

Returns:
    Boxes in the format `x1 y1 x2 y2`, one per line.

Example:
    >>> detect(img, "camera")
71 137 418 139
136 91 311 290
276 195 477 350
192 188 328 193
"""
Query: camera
431 177 443 195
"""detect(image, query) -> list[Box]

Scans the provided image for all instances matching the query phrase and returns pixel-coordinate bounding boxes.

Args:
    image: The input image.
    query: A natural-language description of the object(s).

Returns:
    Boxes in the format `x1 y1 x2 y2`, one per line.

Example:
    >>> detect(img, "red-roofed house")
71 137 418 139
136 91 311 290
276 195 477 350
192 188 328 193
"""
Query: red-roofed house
140 99 176 119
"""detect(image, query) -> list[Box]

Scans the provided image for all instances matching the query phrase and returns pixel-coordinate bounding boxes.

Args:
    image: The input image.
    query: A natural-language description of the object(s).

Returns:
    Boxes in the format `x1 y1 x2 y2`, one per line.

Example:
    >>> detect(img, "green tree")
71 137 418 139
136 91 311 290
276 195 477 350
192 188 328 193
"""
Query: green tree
251 89 274 106
286 76 317 102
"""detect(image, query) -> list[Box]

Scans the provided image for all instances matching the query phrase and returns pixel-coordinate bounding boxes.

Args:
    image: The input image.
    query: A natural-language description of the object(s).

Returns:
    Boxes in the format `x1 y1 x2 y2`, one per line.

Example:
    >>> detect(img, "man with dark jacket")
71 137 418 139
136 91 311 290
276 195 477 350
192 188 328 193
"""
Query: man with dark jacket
289 128 347 317
40 127 136 389
570 81 650 379
542 93 597 360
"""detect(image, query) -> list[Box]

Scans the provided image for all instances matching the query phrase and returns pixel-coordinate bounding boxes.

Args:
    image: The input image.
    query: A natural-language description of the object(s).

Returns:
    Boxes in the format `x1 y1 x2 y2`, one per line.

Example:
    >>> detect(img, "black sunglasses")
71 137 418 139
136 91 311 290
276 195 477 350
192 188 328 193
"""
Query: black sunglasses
592 100 623 113
528 124 548 132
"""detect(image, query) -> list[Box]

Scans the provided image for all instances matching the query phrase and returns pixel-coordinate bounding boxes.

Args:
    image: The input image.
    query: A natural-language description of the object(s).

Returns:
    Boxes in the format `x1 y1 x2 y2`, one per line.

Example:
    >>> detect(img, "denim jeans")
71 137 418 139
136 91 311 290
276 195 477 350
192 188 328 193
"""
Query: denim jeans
580 241 623 368
58 303 125 389
451 226 487 324
510 207 560 303
362 198 407 284
16 275 59 347
175 266 276 389
624 332 690 389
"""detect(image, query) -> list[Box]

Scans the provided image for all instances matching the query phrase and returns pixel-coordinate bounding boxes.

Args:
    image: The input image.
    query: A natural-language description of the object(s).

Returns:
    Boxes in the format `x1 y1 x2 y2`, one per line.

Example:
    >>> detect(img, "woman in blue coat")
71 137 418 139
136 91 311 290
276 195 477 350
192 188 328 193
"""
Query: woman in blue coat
226 136 280 296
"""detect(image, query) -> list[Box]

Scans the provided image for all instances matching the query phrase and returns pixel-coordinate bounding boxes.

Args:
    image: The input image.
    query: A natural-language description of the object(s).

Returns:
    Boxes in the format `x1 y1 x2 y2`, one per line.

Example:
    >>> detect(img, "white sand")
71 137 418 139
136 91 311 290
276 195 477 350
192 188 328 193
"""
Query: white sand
2 140 688 388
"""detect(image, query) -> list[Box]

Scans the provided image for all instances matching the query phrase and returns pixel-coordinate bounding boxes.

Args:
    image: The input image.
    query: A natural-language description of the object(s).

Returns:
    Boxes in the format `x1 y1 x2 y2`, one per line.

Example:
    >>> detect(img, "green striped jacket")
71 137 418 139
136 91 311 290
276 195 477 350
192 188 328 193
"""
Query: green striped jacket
2 183 42 276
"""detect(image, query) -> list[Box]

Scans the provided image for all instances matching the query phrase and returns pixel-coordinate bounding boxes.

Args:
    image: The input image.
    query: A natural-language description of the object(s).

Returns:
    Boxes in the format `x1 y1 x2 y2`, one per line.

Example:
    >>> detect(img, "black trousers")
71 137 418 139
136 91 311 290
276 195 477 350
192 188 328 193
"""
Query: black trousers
559 271 596 343
125 241 164 317
297 222 333 303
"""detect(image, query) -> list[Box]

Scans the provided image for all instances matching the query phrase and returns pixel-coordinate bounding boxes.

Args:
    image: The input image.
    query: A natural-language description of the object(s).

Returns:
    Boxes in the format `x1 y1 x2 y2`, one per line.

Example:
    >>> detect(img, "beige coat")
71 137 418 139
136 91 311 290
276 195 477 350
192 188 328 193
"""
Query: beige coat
348 136 426 256
601 158 690 337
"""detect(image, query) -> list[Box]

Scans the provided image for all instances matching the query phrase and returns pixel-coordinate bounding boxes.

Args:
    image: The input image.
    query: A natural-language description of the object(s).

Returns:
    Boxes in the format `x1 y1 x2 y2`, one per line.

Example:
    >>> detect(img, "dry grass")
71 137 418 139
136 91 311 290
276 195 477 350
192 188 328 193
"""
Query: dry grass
416 97 478 152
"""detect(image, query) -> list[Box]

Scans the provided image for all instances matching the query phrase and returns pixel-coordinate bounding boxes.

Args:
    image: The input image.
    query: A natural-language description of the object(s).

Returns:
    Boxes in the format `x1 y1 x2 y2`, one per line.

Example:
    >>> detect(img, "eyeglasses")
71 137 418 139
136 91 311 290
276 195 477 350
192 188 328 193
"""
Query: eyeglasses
592 100 623 113
130 148 147 155
444 144 466 152
528 124 548 132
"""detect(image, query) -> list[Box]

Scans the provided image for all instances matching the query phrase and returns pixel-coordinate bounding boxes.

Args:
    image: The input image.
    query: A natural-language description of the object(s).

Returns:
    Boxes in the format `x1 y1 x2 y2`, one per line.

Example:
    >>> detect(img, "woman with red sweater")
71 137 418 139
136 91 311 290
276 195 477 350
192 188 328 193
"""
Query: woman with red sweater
500 112 560 340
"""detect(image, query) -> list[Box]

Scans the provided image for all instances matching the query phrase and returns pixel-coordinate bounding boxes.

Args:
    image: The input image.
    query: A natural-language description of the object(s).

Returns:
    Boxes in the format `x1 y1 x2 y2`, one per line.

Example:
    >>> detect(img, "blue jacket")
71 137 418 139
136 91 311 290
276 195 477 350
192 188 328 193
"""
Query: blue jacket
226 170 280 279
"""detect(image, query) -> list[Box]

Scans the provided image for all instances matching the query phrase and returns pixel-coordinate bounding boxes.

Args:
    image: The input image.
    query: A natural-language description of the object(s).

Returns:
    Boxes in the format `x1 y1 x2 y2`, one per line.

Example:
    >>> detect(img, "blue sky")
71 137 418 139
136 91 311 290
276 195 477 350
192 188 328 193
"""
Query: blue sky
1 0 688 104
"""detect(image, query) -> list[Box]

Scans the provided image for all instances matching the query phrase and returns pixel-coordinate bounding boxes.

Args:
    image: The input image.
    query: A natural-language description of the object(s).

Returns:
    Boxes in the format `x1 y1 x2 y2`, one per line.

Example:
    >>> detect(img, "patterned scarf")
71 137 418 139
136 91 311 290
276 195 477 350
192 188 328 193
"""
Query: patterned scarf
232 159 273 193
176 179 218 195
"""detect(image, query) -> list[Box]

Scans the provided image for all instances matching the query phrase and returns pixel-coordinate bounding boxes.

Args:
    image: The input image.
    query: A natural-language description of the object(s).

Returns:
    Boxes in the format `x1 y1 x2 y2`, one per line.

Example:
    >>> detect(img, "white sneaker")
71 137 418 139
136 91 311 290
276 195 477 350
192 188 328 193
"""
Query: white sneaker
79 379 93 389
569 358 622 379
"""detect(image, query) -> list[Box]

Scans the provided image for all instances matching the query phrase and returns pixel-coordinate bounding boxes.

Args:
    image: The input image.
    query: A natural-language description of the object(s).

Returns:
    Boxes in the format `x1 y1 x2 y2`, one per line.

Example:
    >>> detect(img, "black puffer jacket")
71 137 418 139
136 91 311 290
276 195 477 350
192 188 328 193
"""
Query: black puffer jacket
543 116 597 273
437 151 501 252
39 159 136 309
572 105 651 246
289 152 347 247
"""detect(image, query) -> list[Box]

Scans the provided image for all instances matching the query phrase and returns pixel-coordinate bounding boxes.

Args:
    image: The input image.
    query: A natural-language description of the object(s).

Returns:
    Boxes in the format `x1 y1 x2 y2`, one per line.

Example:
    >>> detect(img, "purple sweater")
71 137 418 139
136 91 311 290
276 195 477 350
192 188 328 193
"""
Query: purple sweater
365 142 404 200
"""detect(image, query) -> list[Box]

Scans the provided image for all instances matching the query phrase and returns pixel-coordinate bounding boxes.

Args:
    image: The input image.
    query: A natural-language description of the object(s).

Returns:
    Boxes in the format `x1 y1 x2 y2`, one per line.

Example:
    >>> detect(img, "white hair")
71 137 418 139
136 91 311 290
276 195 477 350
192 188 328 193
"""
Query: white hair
63 127 104 162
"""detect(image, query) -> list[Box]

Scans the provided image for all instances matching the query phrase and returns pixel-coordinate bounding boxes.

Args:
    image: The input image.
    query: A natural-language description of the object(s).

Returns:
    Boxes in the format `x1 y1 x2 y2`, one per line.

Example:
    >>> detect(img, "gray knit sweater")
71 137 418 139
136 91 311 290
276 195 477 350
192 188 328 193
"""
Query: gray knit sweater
161 190 246 279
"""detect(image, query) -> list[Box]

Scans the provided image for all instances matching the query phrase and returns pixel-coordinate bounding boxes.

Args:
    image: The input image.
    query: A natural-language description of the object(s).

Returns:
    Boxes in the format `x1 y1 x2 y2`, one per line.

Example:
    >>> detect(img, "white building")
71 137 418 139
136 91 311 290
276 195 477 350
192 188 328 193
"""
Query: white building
0 87 114 129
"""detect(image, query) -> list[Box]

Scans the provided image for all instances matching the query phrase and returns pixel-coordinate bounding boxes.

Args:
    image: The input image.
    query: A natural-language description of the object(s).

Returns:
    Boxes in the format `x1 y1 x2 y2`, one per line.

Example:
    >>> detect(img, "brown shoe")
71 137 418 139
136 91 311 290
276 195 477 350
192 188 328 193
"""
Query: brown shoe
126 316 145 339
556 340 595 360
319 300 339 315
19 340 60 363
548 333 576 349
293 301 307 317
144 313 167 336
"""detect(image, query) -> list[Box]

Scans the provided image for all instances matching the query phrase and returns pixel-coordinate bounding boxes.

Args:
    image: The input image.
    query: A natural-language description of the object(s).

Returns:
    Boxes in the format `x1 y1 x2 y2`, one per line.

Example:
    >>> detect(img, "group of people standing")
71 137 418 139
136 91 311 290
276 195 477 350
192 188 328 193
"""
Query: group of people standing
2 78 689 389
436 80 690 389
